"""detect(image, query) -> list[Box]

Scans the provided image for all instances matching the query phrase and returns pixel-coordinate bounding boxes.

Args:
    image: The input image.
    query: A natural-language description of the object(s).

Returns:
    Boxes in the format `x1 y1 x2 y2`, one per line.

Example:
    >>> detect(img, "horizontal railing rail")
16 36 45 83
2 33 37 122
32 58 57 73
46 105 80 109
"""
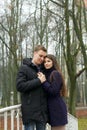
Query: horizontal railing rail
0 104 21 113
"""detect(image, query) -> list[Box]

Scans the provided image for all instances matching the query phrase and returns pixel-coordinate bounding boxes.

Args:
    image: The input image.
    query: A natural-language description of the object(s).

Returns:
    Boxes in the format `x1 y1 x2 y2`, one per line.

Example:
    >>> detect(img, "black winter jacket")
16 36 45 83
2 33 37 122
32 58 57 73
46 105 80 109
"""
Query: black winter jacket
16 58 48 124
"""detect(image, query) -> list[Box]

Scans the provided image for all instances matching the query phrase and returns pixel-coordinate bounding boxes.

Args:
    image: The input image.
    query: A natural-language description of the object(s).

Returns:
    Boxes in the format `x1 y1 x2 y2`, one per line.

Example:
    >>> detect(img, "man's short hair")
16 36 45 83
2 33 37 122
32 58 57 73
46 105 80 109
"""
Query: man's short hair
34 45 47 52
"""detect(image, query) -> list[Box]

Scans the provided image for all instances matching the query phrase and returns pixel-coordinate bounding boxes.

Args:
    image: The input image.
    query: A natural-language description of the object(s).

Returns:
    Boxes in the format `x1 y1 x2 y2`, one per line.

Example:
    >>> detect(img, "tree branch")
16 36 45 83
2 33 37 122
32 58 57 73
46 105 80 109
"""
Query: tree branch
0 35 14 56
76 67 86 79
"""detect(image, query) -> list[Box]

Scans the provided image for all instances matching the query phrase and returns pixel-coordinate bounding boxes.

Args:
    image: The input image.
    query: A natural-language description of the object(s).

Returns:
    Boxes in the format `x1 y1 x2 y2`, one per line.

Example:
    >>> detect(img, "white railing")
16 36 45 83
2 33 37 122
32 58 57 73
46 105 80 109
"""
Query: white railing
0 105 78 130
0 104 24 130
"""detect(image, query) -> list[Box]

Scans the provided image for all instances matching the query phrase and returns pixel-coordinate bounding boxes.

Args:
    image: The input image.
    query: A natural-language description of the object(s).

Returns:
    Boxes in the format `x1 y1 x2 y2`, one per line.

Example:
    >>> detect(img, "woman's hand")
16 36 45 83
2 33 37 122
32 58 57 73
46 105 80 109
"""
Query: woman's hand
37 72 46 83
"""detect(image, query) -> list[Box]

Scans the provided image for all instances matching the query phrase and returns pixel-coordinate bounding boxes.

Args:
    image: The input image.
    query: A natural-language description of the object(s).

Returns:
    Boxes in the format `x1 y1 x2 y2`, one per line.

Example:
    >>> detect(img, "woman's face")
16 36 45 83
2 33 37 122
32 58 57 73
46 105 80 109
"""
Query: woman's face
44 57 53 69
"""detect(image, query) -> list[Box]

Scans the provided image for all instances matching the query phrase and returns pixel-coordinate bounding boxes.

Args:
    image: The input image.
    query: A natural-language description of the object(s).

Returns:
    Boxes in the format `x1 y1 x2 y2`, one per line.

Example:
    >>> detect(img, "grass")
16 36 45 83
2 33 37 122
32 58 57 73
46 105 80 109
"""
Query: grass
78 118 87 130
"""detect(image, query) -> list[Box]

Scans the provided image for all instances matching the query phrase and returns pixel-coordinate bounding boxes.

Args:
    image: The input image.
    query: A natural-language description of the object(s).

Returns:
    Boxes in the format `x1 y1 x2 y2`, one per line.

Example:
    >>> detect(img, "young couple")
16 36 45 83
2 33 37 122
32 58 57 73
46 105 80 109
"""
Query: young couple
16 45 68 130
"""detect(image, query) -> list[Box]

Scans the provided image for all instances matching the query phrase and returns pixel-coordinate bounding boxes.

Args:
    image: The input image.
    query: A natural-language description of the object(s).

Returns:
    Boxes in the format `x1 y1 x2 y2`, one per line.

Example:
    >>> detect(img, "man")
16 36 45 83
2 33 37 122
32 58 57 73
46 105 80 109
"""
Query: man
16 45 48 130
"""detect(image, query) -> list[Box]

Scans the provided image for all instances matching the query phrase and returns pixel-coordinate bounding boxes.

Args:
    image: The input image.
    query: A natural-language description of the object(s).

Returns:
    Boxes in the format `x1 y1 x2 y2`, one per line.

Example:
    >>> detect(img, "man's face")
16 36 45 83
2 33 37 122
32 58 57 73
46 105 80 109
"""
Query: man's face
33 50 47 65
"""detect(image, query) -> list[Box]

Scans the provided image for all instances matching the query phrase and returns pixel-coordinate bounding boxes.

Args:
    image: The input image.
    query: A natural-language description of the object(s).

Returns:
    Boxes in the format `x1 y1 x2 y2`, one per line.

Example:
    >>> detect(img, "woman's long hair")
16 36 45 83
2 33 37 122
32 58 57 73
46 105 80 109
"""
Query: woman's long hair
45 54 67 97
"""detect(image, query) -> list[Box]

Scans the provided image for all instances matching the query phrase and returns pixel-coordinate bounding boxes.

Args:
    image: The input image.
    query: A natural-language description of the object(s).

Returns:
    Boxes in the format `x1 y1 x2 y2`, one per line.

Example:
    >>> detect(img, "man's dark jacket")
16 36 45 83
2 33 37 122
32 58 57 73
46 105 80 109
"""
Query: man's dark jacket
16 58 48 124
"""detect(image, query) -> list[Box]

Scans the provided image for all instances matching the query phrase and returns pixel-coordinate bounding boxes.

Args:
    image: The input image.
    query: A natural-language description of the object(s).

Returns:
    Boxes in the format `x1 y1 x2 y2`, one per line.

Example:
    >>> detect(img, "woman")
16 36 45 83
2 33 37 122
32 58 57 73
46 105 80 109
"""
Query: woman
38 54 68 130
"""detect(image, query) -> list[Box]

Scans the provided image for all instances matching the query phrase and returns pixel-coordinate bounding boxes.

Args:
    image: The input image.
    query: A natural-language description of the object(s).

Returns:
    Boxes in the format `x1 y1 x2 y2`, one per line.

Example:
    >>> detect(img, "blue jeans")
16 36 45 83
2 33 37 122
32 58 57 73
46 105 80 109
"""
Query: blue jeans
24 120 46 130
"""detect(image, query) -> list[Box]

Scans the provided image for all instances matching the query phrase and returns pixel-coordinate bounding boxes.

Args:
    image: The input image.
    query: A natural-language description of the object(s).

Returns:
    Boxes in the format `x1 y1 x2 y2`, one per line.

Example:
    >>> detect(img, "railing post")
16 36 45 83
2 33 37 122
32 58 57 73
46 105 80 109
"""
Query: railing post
11 110 14 130
16 109 20 130
4 112 7 130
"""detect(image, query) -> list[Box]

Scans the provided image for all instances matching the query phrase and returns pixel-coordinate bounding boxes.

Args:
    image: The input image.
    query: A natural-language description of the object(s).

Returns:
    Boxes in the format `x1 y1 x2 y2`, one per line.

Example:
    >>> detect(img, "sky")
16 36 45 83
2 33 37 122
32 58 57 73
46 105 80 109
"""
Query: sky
0 0 35 17
0 1 4 15
1 0 87 16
